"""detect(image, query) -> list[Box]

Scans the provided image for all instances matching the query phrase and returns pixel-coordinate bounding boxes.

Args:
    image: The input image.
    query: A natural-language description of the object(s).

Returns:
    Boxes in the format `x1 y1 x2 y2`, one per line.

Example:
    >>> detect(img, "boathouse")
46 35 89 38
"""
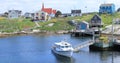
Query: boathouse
89 14 103 27
71 21 92 37
99 3 115 14
76 21 89 31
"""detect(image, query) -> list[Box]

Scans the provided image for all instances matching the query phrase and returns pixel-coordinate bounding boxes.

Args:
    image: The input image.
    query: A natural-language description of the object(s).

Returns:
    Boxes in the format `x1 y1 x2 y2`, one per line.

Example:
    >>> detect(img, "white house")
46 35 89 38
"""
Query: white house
71 10 82 17
33 11 50 21
8 10 22 19
24 12 32 19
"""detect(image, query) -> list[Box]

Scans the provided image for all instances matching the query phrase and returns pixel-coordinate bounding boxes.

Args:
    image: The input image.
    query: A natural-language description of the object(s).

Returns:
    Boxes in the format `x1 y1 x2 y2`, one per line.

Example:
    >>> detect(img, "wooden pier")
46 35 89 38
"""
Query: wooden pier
101 33 120 40
71 30 93 37
70 29 100 37
112 40 120 51
73 40 94 52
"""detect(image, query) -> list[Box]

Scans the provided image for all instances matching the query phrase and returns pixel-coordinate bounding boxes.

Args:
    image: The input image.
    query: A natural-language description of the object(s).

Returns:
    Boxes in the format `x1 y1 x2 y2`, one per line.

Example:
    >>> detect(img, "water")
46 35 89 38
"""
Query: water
0 34 120 63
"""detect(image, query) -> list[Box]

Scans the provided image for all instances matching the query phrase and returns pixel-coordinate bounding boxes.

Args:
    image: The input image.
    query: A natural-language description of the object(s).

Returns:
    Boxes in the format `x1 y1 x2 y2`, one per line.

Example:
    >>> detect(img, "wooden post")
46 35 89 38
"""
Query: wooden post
93 31 95 42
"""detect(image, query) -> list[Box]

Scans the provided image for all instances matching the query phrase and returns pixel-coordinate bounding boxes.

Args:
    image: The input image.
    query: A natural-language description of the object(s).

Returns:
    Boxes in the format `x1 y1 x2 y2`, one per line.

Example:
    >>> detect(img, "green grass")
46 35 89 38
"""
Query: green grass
39 21 74 31
0 18 35 32
0 12 120 32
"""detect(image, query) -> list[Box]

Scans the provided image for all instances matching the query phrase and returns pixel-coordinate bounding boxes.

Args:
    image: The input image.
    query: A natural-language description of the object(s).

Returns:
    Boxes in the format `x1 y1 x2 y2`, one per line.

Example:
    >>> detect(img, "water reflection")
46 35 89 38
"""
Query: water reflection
100 51 111 61
51 48 75 63
53 54 75 63
90 51 115 63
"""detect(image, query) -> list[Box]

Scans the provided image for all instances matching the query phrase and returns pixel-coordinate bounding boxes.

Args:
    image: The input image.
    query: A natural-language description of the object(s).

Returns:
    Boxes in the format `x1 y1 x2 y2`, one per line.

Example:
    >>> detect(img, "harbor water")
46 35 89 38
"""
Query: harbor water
0 34 120 63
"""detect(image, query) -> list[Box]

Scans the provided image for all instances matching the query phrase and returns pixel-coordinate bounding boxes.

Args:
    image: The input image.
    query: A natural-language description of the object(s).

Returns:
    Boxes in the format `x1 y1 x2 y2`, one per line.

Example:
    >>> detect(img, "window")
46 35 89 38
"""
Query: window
36 13 38 16
91 20 95 23
61 46 65 48
65 46 69 48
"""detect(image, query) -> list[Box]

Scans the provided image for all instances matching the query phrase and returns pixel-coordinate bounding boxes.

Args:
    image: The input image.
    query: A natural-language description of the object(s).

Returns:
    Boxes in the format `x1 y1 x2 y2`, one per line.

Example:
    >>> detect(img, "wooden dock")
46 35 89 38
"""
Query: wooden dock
73 40 94 52
71 31 93 37
70 29 100 37
101 33 120 40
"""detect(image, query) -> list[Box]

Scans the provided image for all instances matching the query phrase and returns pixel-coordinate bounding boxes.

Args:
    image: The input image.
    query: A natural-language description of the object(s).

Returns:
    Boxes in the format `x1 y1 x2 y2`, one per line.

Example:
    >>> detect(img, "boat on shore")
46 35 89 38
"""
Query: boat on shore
51 40 73 58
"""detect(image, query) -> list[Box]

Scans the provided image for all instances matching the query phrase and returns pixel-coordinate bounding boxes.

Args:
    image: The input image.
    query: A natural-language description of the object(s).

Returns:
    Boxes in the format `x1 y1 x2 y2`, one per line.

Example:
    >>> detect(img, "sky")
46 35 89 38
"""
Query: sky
0 0 119 14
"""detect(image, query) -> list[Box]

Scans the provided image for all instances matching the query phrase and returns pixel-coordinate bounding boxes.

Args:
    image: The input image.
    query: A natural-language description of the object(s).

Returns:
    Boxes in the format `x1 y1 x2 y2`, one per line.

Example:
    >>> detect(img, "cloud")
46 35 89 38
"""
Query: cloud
0 0 120 13
44 0 77 4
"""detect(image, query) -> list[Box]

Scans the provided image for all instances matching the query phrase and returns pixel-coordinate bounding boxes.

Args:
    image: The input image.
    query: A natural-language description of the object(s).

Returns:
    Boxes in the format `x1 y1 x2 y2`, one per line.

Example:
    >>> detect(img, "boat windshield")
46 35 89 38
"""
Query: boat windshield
61 46 71 48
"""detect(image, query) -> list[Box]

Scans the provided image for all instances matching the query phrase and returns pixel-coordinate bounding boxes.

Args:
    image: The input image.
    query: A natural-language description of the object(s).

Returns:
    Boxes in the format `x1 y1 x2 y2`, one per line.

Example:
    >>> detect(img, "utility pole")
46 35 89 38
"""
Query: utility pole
111 13 115 63
112 19 114 42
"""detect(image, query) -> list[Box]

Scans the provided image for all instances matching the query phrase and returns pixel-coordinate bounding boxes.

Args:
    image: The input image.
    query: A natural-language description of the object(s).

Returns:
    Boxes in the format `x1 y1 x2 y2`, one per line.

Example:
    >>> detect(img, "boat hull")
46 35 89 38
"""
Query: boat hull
51 47 73 58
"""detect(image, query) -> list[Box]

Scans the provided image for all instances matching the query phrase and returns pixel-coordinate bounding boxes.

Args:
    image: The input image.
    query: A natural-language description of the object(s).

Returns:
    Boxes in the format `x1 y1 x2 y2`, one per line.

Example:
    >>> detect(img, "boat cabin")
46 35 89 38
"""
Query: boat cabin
54 41 73 51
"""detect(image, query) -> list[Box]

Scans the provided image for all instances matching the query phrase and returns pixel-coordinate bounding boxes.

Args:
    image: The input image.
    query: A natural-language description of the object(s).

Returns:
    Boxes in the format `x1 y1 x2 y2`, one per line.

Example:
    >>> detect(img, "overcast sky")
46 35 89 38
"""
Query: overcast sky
0 0 119 14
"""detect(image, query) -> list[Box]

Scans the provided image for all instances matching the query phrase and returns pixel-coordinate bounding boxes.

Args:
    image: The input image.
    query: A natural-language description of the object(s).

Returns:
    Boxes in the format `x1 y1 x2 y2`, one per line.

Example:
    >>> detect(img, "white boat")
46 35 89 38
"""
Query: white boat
52 40 74 57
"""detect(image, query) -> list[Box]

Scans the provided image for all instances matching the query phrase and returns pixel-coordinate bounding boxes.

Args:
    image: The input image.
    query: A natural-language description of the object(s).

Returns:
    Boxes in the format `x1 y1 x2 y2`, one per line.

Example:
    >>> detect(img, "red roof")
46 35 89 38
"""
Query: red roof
41 3 56 14
42 8 52 14
52 10 56 14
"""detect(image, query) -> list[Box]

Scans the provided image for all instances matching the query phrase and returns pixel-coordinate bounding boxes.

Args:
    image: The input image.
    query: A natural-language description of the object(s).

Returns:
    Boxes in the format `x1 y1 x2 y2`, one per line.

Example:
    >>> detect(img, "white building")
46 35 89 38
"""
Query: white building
33 11 50 21
71 10 82 17
8 10 22 19
24 12 32 19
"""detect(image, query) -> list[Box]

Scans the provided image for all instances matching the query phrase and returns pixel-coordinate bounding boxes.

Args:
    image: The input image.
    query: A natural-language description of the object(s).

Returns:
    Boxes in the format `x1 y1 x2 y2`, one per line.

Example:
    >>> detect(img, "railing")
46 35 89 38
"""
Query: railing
73 40 94 52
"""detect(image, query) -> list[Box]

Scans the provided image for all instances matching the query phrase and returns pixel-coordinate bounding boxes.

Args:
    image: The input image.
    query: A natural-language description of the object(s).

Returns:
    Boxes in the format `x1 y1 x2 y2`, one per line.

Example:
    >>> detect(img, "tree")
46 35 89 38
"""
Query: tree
117 8 120 12
55 10 62 17
3 12 8 17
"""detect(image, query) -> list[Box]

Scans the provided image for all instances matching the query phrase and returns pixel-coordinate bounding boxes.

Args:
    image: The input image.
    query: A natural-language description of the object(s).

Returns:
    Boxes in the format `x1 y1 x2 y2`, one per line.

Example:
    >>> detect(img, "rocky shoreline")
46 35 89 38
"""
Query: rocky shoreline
0 30 70 37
